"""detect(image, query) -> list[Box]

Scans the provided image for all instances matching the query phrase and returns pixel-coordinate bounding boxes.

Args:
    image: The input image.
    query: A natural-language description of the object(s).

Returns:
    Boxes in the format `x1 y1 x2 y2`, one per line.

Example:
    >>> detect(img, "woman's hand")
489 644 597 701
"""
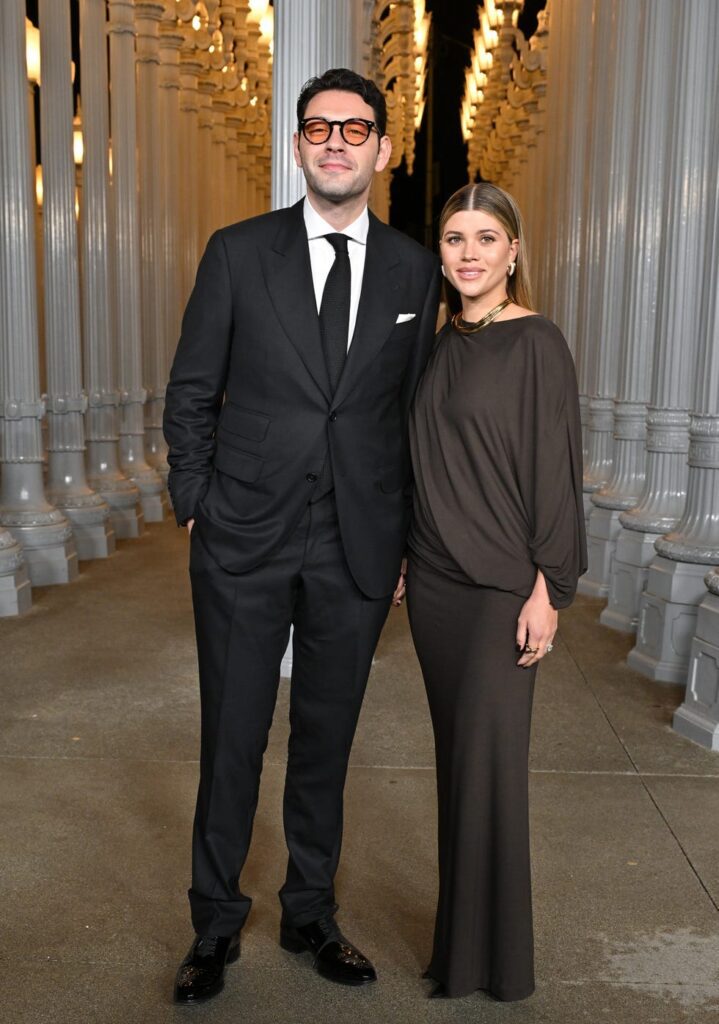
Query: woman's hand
186 518 194 535
392 558 408 606
516 570 557 667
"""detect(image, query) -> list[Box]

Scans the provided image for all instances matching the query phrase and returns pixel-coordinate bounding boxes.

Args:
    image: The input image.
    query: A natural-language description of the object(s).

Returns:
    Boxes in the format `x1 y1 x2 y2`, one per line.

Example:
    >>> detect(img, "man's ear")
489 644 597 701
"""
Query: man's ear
374 135 392 174
292 131 303 169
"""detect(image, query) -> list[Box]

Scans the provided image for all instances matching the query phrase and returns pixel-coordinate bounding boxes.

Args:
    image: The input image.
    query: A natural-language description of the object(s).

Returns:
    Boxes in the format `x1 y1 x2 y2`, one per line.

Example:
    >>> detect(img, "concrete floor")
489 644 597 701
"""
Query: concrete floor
2 518 719 1024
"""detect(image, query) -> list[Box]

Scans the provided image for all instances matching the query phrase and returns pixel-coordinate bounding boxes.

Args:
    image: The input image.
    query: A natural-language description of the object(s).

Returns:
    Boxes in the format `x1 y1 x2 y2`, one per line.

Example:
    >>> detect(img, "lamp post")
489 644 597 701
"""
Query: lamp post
38 0 114 561
79 0 144 540
0 2 77 590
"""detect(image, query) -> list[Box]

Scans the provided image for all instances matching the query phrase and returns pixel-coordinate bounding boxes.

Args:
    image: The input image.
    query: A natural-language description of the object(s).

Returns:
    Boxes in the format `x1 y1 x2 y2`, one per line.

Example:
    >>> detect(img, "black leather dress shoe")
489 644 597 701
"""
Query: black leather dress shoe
280 917 377 986
173 932 241 1004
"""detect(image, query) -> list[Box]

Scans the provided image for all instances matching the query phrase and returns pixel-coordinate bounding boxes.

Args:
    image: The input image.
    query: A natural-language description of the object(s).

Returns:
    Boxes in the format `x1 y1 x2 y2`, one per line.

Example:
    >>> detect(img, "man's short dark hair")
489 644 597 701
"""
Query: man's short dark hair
296 68 387 138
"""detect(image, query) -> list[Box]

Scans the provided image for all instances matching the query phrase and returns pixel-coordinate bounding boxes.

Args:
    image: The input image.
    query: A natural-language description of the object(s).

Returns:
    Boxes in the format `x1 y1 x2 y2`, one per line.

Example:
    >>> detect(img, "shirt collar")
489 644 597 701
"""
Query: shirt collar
303 196 369 246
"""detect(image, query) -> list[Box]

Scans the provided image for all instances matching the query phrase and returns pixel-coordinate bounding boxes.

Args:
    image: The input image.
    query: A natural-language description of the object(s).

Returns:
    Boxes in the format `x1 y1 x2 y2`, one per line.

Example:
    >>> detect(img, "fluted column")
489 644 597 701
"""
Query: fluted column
674 569 719 750
0 0 76 588
196 63 215 249
600 0 672 630
553 0 592 374
575 0 622 525
626 0 717 683
225 110 240 224
136 1 171 493
158 4 184 487
210 88 229 232
271 0 353 210
579 0 642 596
178 24 202 306
80 0 143 541
108 0 165 521
39 0 114 562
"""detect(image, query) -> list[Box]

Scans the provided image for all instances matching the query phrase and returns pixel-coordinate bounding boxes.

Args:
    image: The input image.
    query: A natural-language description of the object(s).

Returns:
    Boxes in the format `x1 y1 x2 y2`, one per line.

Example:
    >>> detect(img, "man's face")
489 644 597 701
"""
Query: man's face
293 89 392 206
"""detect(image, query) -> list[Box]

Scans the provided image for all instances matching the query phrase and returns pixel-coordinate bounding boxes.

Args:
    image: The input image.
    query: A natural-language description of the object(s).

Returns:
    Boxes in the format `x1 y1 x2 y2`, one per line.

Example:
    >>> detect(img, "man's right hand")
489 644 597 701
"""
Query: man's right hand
186 518 195 534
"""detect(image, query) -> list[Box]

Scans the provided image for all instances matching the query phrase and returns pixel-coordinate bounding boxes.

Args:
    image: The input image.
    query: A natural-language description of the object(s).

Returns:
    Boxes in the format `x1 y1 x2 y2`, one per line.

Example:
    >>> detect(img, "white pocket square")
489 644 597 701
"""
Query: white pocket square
395 313 416 323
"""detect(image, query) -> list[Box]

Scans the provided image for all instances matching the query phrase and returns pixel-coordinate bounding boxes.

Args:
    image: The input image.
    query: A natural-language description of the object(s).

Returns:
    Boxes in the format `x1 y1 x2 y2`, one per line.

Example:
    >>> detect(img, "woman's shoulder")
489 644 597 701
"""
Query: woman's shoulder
510 314 572 361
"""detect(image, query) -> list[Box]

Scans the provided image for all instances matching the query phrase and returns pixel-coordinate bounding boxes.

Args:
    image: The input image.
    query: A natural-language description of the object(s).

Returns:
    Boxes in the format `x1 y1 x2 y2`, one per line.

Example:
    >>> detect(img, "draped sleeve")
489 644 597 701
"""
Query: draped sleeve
526 325 587 608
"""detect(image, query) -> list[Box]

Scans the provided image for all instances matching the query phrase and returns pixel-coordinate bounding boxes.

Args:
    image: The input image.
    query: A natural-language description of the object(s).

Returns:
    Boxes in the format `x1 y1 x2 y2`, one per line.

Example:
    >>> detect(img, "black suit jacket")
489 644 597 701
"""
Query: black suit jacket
163 199 441 598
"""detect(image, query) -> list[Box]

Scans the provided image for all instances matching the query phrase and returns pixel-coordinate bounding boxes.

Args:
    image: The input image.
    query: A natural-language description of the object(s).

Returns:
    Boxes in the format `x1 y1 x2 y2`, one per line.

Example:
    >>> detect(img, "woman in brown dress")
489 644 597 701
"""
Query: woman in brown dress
398 183 586 1001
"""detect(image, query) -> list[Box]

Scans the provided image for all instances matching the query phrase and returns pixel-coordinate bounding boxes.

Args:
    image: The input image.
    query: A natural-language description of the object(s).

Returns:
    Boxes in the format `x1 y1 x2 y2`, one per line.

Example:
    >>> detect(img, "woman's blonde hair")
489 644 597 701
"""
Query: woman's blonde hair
439 182 533 313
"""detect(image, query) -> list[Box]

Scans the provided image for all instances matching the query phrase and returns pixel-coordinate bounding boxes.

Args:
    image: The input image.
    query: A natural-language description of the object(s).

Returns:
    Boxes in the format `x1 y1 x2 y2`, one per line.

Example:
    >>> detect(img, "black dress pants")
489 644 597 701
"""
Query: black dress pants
406 554 537 1001
188 492 392 937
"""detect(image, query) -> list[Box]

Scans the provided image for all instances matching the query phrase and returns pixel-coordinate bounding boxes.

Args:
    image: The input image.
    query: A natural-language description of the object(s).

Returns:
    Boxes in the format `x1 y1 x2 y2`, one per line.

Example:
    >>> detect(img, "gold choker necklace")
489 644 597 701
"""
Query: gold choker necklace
452 299 511 334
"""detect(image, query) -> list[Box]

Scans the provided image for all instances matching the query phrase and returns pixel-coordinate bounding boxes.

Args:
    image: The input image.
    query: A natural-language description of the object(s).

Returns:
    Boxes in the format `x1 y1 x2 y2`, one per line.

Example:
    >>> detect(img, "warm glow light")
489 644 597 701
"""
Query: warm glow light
26 17 41 85
73 126 84 166
259 10 274 43
35 164 43 207
247 0 269 23
191 13 201 30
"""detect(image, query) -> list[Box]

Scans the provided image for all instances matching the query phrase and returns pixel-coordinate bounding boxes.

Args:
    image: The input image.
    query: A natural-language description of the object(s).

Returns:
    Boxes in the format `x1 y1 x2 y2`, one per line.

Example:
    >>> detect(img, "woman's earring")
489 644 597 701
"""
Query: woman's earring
507 261 516 277
441 265 446 277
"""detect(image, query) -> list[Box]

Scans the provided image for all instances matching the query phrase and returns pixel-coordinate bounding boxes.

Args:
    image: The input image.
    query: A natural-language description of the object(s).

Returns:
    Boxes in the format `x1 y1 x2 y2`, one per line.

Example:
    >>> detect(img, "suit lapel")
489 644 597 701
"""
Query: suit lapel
332 212 403 409
260 200 332 403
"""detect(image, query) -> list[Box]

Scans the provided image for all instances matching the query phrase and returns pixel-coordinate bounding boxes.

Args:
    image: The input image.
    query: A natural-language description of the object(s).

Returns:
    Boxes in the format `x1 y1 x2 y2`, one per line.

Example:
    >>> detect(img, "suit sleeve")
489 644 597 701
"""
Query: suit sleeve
399 258 442 430
163 230 233 525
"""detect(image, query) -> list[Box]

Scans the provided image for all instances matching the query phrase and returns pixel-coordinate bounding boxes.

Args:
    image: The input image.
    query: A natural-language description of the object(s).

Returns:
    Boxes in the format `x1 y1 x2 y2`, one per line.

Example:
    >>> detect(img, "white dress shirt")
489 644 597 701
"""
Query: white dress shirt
303 197 369 350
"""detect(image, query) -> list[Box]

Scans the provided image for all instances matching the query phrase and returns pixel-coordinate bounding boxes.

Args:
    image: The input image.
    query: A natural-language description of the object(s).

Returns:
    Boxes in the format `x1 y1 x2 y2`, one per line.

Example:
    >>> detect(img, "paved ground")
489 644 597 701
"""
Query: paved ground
2 518 719 1023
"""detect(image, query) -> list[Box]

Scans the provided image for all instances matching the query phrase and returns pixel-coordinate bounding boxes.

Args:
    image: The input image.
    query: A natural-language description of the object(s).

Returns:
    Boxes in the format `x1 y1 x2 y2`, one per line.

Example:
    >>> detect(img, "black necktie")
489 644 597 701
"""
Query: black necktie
319 233 351 394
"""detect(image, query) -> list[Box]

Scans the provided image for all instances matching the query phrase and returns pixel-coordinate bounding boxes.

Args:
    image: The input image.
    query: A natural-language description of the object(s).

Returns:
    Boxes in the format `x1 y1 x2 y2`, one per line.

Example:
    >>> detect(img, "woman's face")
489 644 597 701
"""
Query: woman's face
439 210 518 308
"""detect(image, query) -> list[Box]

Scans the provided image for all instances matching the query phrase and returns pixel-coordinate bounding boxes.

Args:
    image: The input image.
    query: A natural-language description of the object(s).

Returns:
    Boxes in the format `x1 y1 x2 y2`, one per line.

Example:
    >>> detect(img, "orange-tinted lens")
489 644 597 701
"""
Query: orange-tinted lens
343 120 371 144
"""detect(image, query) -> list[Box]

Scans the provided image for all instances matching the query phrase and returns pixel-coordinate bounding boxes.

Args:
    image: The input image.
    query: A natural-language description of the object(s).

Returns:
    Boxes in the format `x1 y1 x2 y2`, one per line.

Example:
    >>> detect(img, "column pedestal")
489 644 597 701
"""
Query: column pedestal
600 526 656 633
627 556 708 683
0 530 32 616
4 463 78 585
578 506 623 598
673 570 719 751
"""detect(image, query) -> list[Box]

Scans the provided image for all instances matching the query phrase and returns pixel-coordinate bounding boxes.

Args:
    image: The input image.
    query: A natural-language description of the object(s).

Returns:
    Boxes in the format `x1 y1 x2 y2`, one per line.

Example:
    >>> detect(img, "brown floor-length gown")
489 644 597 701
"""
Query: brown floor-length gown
407 315 586 1001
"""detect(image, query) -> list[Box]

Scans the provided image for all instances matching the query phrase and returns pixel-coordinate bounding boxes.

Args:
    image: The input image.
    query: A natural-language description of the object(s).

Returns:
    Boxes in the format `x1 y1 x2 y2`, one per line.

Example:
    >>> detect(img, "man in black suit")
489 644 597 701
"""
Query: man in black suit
165 68 440 1005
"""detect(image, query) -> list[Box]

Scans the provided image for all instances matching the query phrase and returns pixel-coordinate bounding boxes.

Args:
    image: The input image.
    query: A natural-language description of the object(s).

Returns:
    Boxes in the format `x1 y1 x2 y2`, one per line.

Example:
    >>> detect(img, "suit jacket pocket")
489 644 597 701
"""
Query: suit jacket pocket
218 402 270 442
214 442 264 483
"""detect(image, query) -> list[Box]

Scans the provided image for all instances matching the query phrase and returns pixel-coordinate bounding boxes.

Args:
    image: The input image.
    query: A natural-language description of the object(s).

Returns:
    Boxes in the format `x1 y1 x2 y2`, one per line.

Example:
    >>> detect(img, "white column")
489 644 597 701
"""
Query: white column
554 0 592 459
674 569 719 750
39 0 114 562
626 0 717 683
80 0 144 541
108 0 166 522
178 25 202 306
271 0 353 210
600 0 672 630
0 0 76 588
158 4 184 490
136 1 171 493
575 0 622 527
579 0 642 596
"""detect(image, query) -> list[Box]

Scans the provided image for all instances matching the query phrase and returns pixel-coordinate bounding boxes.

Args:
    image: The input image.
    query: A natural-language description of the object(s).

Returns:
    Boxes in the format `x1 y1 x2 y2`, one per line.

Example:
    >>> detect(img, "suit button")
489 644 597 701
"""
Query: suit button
306 473 318 483
329 411 337 422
